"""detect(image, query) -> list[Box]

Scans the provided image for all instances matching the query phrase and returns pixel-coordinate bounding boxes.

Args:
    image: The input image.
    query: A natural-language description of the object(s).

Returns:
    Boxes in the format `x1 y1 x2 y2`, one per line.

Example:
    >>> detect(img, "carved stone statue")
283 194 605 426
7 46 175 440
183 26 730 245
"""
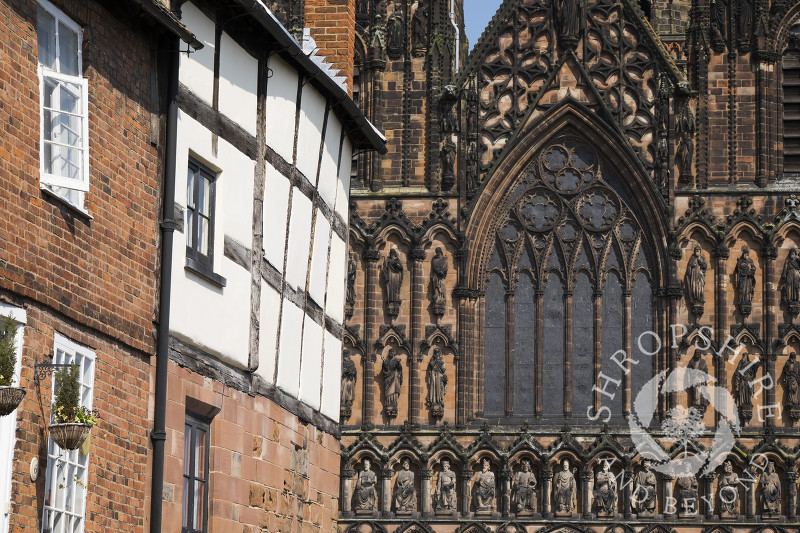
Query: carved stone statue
371 14 386 60
718 460 739 518
593 461 617 517
676 102 696 183
429 248 448 316
632 459 657 517
734 246 756 316
386 4 405 59
780 248 800 316
440 139 457 190
676 475 699 516
355 458 378 513
760 461 781 516
382 247 404 319
473 458 496 513
710 0 729 50
341 350 357 419
687 351 710 414
553 459 577 516
394 457 416 513
435 459 457 512
426 347 447 419
411 0 428 55
381 348 403 418
346 252 357 318
512 459 537 514
781 352 800 420
684 246 707 318
731 353 760 423
553 0 581 48
737 0 753 46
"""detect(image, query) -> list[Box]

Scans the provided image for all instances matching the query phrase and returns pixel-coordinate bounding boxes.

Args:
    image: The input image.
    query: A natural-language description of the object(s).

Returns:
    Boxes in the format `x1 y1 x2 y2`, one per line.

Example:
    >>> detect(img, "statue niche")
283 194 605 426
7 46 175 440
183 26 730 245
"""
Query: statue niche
780 247 800 317
552 459 577 517
425 347 447 420
341 349 357 420
355 458 378 514
394 457 417 514
429 248 448 317
435 458 457 514
781 351 800 421
760 461 781 518
593 461 617 518
718 460 739 519
511 459 537 515
386 4 405 60
381 247 404 320
632 459 657 517
733 246 756 317
684 246 707 319
381 348 403 419
731 352 760 424
472 457 496 515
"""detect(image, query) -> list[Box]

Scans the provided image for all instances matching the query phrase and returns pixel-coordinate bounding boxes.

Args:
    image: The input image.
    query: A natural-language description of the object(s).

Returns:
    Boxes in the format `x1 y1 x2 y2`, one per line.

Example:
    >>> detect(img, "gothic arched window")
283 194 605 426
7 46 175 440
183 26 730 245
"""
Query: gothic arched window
482 138 655 422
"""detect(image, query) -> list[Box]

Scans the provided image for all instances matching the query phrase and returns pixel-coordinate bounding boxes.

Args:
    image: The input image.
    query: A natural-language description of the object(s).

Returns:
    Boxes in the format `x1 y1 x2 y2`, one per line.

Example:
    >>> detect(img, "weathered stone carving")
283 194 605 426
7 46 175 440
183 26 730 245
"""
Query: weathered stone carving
386 4 405 60
734 246 756 316
440 139 457 191
394 457 417 513
687 351 710 414
341 350 357 420
710 0 729 51
512 459 537 514
346 252 357 319
731 352 760 424
760 461 781 517
737 0 753 49
371 14 387 60
411 0 427 56
435 459 457 512
355 458 378 513
473 458 496 513
381 348 403 418
718 460 739 518
553 459 577 516
382 247 404 319
780 248 800 316
676 475 698 516
781 352 800 420
553 0 581 49
632 459 657 517
426 347 447 419
684 246 707 318
593 461 617 517
429 248 448 316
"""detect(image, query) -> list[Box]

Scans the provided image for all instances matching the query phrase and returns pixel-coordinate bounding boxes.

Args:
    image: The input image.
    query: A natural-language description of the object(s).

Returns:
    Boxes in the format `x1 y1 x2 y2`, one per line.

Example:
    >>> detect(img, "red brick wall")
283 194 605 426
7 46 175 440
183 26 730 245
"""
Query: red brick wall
161 361 341 533
304 0 356 92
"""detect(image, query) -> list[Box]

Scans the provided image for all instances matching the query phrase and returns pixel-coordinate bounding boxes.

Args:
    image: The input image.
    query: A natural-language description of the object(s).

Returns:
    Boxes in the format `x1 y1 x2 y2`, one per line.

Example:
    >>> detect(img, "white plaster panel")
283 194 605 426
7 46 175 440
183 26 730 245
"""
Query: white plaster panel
298 318 323 410
276 298 303 397
326 234 347 324
257 282 281 385
179 3 215 105
308 211 330 307
296 85 327 180
320 332 342 421
317 115 342 209
263 163 289 273
219 137 255 245
334 136 353 221
218 32 258 136
284 188 312 290
265 55 299 163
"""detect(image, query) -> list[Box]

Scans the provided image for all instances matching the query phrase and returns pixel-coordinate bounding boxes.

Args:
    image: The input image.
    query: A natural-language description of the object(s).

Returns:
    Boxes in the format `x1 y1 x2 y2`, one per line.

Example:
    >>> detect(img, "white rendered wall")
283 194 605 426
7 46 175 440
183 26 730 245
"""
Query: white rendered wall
265 56 299 164
296 85 326 180
179 3 215 105
262 164 290 273
218 33 258 136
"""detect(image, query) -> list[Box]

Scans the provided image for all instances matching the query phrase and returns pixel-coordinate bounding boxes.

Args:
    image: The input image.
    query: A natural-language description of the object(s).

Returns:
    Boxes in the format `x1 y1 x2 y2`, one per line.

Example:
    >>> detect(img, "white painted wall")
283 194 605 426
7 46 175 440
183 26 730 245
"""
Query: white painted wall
308 210 330 307
320 331 342 421
218 33 258 136
265 55 299 164
179 3 215 105
262 163 290 273
284 188 312 291
296 85 326 180
0 303 25 533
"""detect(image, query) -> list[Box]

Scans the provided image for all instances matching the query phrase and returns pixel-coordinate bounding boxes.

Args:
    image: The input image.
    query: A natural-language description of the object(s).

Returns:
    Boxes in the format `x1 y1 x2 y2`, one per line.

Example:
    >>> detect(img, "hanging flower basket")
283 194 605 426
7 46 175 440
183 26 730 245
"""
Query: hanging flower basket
0 386 25 416
48 422 92 450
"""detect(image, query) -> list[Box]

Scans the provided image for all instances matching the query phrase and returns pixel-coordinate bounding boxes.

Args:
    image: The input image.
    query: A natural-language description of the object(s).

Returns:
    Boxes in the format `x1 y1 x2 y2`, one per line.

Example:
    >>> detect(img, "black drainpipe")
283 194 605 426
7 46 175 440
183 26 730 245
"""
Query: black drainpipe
151 33 180 533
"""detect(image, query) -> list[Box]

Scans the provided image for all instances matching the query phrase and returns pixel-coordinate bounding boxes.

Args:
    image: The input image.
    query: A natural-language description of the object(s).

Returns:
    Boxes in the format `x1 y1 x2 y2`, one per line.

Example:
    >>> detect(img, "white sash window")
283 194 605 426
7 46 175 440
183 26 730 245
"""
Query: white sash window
0 304 25 533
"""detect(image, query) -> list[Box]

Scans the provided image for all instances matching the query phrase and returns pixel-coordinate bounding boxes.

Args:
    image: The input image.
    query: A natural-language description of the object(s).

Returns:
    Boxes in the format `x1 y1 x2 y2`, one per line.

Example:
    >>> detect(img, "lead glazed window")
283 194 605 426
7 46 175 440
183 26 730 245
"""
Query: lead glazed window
37 0 89 210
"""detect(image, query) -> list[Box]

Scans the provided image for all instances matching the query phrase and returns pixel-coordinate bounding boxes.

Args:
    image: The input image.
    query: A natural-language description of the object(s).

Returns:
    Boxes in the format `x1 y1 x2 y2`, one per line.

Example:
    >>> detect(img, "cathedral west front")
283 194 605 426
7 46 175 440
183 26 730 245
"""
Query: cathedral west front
336 0 800 531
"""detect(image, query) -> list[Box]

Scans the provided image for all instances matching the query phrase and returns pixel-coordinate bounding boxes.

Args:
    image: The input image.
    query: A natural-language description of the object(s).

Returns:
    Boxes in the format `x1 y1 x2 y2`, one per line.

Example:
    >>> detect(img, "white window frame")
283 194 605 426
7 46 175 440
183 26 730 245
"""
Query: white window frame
37 0 90 199
41 334 95 533
0 304 25 533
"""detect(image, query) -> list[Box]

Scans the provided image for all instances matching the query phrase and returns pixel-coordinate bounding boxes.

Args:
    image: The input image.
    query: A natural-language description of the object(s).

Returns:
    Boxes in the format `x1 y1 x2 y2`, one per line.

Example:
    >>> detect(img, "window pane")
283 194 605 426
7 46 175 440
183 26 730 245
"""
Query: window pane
199 217 209 255
37 7 57 70
58 24 79 76
187 211 194 250
182 477 190 528
187 168 195 208
184 424 191 476
194 480 205 529
195 428 206 479
198 176 208 216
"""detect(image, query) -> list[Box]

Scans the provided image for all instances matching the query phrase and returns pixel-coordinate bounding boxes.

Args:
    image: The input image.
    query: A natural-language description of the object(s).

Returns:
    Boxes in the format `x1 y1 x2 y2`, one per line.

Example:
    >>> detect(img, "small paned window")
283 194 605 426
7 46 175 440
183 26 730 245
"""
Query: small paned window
41 334 95 533
182 413 210 533
186 159 222 284
37 0 89 208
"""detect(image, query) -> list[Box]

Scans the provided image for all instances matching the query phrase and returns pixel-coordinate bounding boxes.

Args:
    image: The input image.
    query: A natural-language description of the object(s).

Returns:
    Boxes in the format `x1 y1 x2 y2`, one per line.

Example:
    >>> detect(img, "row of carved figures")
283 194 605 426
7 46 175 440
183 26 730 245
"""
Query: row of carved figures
362 0 429 62
341 347 449 421
683 246 800 319
346 457 794 520
346 247 449 321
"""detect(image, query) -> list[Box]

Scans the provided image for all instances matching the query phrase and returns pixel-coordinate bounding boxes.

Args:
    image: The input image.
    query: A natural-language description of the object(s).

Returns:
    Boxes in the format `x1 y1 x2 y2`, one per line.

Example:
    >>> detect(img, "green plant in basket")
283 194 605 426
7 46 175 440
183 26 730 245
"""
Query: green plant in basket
52 365 98 426
0 314 17 387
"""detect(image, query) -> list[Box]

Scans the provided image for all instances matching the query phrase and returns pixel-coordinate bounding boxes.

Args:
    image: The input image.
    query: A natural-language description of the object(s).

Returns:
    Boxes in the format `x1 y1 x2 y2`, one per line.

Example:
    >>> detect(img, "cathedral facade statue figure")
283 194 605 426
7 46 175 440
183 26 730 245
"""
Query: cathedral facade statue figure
760 461 781 516
341 350 357 419
411 0 428 54
382 247 404 319
676 475 698 516
710 0 729 49
734 245 756 316
386 4 405 59
687 351 710 414
553 0 581 47
553 459 577 516
435 459 457 512
731 352 760 422
371 14 387 60
473 457 496 513
381 348 403 418
632 459 657 517
346 252 357 317
355 458 378 512
782 352 800 419
512 459 537 513
394 457 416 513
430 247 448 315
675 102 696 182
426 347 447 419
718 460 739 517
780 248 800 316
593 461 617 517
684 246 707 317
